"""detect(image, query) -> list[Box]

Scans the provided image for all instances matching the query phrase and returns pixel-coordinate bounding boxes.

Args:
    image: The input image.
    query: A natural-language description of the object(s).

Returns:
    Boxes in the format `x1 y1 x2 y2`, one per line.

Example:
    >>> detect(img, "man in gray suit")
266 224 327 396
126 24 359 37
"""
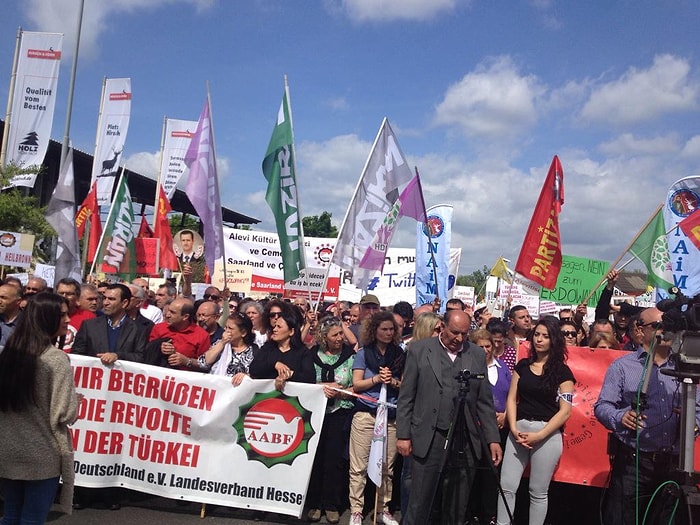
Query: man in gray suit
73 283 146 364
397 310 502 525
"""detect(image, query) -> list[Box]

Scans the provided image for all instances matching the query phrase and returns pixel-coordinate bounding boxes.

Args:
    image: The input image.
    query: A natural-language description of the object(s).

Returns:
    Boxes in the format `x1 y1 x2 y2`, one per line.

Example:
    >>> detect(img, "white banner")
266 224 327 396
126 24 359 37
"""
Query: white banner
664 176 700 297
69 355 326 517
216 227 460 306
159 118 197 199
415 204 456 311
5 31 63 186
0 230 35 268
90 78 131 206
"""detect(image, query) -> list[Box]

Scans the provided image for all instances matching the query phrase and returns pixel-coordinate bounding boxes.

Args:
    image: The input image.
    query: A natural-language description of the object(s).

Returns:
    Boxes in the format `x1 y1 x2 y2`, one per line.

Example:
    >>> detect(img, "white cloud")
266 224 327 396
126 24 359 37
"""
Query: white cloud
325 97 349 111
125 151 160 179
581 54 699 125
598 133 680 157
433 56 546 140
336 0 458 22
681 136 700 158
22 0 213 59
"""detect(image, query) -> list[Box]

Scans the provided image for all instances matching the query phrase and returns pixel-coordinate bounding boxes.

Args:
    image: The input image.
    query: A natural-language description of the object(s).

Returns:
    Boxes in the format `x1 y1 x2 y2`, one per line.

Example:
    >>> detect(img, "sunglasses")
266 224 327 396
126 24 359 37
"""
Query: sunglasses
561 330 577 338
638 320 662 329
269 311 283 318
203 294 220 301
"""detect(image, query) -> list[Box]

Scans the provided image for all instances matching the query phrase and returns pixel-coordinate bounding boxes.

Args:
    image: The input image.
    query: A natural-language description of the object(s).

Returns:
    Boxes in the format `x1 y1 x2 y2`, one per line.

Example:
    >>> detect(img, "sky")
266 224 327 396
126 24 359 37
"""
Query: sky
1 0 699 276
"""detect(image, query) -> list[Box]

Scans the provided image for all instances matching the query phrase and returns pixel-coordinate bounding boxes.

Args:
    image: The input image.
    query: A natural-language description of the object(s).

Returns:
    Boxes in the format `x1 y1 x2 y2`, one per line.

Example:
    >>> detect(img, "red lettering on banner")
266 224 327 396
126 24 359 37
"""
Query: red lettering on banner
107 370 215 411
76 397 106 422
127 434 200 466
73 365 103 389
70 428 80 450
83 430 123 454
110 400 192 435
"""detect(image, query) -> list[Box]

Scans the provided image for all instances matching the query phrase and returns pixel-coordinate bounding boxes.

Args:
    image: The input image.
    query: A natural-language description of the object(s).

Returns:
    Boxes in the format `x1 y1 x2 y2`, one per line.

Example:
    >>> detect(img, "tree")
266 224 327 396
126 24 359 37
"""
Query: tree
0 163 54 263
457 265 490 296
302 211 338 238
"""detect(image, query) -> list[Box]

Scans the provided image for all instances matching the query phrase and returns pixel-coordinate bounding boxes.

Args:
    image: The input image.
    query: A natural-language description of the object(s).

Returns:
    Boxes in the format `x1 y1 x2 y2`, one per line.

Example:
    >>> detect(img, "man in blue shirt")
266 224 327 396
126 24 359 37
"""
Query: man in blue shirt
594 306 700 524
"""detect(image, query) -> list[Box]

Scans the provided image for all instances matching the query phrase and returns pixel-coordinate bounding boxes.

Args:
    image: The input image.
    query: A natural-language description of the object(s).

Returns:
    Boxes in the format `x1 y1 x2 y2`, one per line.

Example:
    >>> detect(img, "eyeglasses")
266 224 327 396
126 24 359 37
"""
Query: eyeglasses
321 317 342 328
203 294 220 301
269 311 282 318
559 316 573 322
638 320 662 330
561 330 577 338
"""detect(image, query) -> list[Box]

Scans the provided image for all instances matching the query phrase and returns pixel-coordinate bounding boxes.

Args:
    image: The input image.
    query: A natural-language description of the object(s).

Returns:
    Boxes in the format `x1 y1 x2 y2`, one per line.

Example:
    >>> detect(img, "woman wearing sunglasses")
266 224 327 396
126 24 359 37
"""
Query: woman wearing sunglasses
560 319 583 347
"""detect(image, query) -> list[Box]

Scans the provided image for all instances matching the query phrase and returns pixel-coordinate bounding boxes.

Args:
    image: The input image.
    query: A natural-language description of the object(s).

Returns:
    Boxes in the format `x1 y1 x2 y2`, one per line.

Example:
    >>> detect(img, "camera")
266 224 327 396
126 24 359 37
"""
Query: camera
658 288 700 375
455 369 485 383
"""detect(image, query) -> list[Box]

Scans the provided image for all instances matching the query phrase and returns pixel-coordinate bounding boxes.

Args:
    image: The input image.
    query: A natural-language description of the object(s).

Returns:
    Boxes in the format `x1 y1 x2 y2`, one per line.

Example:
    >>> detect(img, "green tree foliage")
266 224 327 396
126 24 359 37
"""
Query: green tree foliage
456 265 490 294
0 163 54 262
302 211 338 238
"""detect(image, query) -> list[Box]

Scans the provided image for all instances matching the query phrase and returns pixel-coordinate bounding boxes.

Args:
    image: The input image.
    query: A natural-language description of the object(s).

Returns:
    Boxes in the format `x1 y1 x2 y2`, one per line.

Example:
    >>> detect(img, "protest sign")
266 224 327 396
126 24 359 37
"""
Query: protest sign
69 355 326 517
539 255 609 306
0 231 34 268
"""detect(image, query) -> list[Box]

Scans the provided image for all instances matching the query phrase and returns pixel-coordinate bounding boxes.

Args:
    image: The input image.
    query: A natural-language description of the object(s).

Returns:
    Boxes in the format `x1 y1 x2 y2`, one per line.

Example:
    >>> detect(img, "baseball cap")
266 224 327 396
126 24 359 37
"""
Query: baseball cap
359 294 380 306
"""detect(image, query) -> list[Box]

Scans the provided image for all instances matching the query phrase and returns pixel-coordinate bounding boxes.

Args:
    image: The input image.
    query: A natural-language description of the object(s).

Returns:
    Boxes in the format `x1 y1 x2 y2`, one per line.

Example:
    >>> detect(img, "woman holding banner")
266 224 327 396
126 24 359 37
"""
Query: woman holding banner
306 316 355 524
496 316 575 525
348 311 404 525
0 293 79 522
249 306 315 389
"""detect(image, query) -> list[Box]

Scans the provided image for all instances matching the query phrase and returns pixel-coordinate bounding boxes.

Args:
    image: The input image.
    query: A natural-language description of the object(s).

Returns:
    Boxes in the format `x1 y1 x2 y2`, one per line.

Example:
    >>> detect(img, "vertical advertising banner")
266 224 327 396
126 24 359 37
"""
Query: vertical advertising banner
159 118 196 199
5 31 63 186
415 204 454 310
90 78 132 206
664 176 700 297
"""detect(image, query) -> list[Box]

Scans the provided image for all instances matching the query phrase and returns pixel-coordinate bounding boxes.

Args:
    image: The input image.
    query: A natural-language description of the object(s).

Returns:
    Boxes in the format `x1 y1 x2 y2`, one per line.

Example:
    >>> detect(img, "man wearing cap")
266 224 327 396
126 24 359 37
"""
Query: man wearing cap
349 294 381 343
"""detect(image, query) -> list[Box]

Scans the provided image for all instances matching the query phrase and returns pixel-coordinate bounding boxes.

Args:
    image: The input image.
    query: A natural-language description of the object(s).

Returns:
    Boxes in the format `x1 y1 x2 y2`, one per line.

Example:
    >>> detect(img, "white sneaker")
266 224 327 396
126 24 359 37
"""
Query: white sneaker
349 511 363 525
379 510 399 525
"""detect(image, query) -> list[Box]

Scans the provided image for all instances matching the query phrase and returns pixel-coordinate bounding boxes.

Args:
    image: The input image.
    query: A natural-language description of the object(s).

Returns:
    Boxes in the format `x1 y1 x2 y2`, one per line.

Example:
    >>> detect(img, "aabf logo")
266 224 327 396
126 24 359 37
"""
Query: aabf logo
233 391 314 467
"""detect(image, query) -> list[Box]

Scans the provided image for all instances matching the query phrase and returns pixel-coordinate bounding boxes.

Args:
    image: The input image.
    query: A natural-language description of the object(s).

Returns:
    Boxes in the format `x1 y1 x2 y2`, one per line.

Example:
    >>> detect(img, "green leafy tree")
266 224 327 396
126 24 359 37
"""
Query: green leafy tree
456 265 490 294
302 211 338 238
0 163 54 263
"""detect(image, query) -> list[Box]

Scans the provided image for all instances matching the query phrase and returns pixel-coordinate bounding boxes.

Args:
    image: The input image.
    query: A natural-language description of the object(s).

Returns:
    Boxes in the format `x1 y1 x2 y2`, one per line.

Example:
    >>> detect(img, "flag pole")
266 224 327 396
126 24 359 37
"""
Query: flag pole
580 203 664 305
0 27 22 168
283 75 313 308
59 0 85 171
88 165 126 276
319 118 388 309
205 81 228 287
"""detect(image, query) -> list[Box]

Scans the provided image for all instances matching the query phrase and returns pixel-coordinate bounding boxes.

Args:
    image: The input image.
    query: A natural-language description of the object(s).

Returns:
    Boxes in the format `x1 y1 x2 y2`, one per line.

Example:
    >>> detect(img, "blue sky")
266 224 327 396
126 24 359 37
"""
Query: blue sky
2 0 699 275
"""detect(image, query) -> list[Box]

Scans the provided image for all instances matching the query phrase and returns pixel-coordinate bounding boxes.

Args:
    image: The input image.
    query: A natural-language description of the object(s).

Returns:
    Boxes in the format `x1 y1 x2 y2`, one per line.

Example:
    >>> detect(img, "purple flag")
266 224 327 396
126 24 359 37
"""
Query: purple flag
184 97 224 276
359 172 427 271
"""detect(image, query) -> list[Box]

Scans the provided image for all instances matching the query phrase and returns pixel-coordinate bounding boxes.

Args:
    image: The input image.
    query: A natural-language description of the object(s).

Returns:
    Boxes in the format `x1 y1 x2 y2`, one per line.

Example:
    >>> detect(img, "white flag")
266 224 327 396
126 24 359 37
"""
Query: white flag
367 384 387 487
45 147 81 281
89 78 132 206
5 31 63 187
159 118 197 199
331 118 415 289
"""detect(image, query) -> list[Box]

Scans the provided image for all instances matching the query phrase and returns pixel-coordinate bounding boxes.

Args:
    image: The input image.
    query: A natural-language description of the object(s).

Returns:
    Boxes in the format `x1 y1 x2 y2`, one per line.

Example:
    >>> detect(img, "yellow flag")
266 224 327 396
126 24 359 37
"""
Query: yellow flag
489 256 512 282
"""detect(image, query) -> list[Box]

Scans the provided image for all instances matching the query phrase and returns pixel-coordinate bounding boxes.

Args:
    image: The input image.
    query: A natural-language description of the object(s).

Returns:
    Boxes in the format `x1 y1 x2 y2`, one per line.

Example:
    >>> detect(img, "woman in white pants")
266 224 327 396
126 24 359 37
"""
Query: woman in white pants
496 316 575 525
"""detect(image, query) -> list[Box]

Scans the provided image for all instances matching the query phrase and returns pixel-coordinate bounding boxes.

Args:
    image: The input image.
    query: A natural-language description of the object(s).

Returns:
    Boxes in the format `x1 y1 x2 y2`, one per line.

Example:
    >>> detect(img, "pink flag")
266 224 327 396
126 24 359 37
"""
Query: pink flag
184 97 224 276
359 171 427 271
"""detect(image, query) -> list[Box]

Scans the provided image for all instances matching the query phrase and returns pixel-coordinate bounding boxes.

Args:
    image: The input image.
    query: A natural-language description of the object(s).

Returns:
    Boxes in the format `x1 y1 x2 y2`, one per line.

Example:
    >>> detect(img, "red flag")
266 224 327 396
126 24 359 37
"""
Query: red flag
75 181 98 238
514 155 564 290
679 209 700 251
75 182 103 264
154 186 179 270
137 213 153 238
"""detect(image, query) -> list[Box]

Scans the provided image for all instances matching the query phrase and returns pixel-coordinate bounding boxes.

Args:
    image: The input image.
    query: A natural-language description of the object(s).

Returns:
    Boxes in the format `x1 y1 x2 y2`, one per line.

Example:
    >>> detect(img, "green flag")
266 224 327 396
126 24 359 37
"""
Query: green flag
262 84 305 282
629 207 674 291
97 174 137 279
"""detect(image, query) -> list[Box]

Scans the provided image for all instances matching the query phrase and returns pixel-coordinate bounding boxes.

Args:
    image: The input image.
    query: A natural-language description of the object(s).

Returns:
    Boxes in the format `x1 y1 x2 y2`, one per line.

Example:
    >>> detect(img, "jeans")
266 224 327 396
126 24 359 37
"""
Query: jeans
1 477 60 525
496 420 562 525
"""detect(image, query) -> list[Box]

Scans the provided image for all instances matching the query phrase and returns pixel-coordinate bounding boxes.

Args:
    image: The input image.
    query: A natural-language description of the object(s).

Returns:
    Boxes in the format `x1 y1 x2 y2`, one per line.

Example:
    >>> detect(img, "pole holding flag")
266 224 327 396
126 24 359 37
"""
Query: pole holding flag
514 155 565 290
262 76 306 283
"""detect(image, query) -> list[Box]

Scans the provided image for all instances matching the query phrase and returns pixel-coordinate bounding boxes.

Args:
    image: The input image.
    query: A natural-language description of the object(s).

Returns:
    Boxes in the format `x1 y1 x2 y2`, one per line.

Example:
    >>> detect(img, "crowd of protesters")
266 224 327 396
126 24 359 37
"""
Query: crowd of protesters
0 267 693 525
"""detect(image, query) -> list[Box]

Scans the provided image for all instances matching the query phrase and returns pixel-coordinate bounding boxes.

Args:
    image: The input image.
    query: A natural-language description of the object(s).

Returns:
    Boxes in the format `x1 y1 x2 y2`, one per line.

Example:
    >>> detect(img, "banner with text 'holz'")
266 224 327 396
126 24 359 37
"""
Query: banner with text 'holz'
69 355 326 518
159 118 196 199
4 31 63 187
90 78 131 206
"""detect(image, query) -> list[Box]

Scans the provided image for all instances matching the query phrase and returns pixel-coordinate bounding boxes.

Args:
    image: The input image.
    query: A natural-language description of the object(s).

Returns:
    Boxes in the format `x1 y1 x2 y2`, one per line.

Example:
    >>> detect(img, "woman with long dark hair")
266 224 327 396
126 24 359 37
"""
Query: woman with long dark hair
249 305 315 389
306 316 356 524
0 292 79 522
348 311 405 525
496 316 575 525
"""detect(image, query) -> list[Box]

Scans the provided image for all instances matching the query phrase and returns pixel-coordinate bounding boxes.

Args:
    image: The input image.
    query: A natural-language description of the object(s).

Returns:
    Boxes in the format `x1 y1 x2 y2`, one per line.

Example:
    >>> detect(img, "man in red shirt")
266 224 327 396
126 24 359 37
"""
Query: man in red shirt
147 298 209 371
55 278 96 352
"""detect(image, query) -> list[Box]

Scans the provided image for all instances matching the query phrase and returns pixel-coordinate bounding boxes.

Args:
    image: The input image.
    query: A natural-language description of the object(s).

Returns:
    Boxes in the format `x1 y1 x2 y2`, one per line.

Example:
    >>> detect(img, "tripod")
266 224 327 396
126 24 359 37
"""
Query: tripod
427 370 514 524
